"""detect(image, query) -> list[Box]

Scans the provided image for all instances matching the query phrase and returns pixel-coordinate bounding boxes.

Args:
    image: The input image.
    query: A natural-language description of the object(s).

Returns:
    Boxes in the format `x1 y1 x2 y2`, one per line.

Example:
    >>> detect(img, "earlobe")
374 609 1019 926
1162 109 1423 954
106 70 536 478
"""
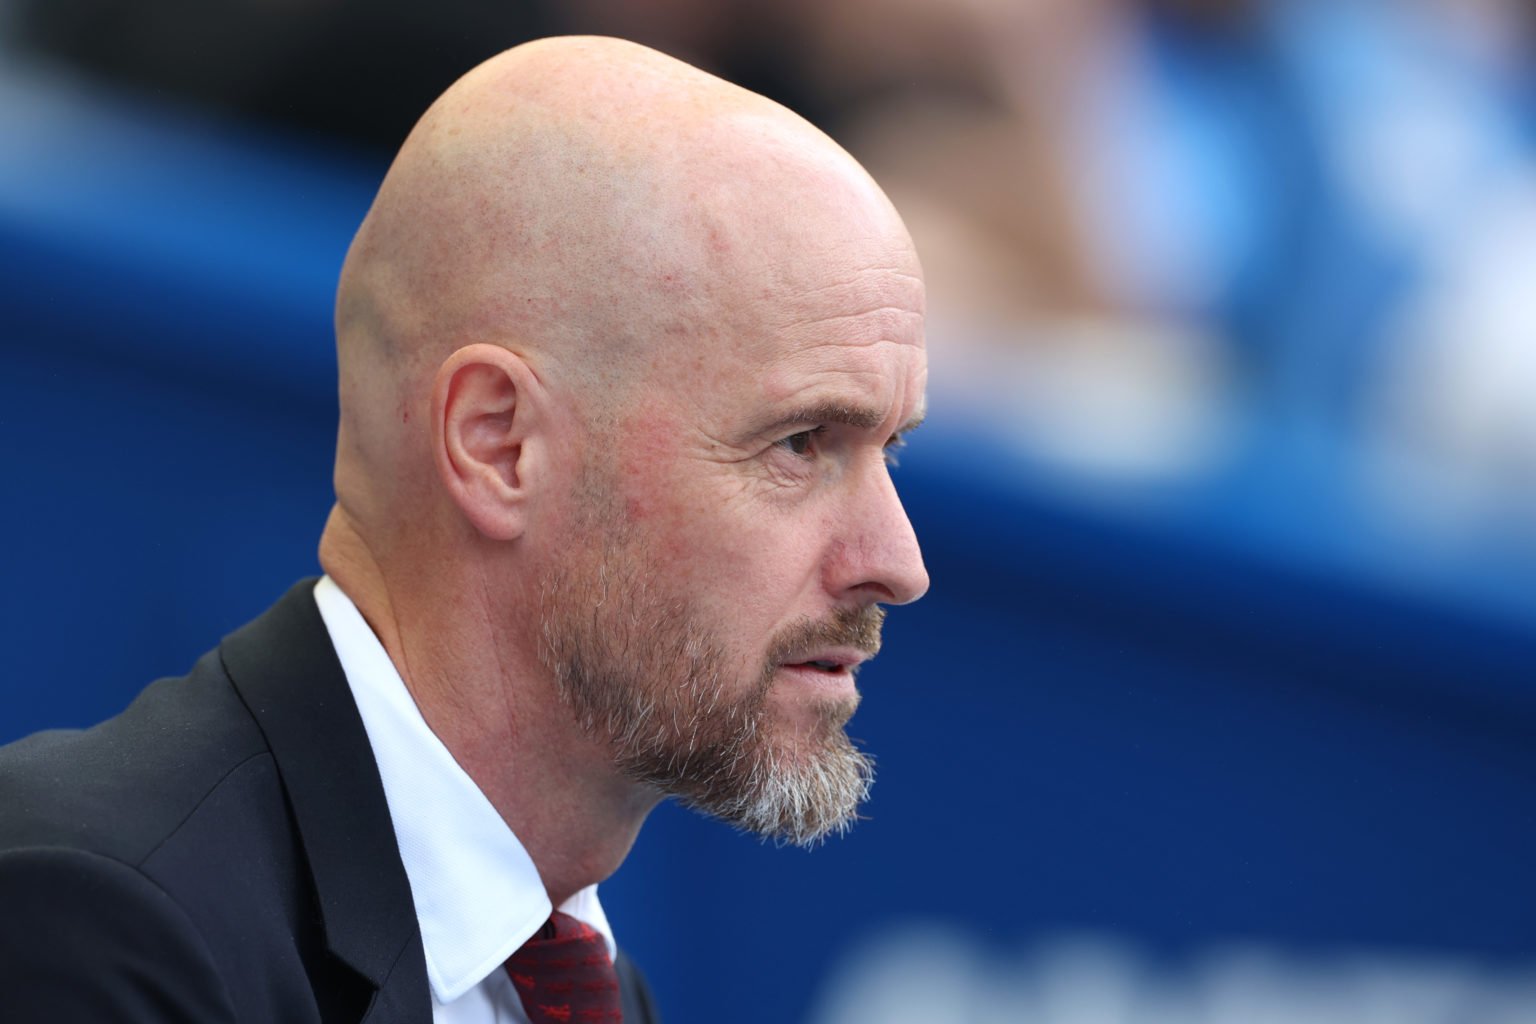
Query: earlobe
432 344 537 541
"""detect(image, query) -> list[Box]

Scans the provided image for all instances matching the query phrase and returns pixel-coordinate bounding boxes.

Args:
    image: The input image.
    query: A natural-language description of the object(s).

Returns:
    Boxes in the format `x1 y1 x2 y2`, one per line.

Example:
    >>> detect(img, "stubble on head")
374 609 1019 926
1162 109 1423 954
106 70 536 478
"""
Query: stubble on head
535 458 883 847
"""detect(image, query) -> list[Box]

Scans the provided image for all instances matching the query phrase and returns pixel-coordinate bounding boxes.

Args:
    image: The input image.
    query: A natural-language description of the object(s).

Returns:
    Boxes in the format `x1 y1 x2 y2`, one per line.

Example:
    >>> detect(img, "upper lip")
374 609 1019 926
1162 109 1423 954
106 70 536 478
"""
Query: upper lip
784 647 874 671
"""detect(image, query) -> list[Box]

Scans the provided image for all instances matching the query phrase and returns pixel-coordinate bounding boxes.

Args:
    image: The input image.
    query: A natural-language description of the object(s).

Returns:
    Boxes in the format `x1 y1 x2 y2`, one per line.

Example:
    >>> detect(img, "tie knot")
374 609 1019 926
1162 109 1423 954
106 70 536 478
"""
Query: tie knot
506 911 621 1024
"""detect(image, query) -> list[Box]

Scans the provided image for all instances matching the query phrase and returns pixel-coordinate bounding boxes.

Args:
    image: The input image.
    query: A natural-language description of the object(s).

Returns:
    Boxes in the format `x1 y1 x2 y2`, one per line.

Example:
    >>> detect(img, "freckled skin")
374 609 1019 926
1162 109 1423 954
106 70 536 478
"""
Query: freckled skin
318 36 929 904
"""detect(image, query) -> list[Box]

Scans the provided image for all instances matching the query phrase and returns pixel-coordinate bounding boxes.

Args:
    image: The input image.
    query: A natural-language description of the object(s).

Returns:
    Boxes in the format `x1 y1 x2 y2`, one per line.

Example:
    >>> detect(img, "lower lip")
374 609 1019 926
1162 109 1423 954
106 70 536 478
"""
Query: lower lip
777 663 857 695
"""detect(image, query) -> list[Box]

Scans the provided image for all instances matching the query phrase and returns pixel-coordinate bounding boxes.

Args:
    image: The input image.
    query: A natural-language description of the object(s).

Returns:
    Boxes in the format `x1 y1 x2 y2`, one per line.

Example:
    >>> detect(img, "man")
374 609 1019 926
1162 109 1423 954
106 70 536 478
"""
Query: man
0 35 928 1023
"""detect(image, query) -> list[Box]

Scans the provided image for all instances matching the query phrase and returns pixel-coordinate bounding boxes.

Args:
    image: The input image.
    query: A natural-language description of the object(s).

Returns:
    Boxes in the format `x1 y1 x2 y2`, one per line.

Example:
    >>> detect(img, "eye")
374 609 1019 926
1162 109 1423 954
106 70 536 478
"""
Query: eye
775 427 825 459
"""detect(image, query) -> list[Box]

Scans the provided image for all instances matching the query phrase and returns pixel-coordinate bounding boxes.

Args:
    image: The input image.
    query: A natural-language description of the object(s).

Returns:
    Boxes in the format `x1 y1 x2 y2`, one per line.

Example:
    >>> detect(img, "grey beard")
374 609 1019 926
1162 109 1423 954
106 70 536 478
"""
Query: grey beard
537 554 876 847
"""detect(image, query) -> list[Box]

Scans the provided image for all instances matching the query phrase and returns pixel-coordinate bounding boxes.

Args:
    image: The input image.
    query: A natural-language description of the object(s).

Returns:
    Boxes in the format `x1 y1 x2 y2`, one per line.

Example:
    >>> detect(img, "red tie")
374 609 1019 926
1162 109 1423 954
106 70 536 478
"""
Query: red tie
505 911 622 1024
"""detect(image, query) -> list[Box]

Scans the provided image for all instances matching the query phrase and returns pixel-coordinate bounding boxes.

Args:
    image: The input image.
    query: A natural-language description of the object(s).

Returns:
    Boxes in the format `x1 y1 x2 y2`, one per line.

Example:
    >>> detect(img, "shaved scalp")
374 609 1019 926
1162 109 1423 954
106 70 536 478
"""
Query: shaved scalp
317 36 928 870
331 36 913 543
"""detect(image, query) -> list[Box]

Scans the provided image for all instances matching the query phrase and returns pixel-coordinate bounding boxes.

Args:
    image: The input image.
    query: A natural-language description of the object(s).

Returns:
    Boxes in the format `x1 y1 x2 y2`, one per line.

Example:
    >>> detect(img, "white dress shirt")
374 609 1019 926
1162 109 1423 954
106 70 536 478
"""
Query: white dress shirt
313 576 616 1024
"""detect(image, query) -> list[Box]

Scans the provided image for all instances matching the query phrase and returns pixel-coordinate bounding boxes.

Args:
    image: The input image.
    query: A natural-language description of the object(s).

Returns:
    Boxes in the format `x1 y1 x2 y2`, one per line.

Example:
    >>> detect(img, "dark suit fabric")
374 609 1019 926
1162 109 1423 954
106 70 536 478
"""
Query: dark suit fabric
0 579 660 1023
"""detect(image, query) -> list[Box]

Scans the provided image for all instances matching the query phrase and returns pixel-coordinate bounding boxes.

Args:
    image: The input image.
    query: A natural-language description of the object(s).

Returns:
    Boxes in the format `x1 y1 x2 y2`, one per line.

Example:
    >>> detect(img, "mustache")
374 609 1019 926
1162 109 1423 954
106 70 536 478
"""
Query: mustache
767 604 886 667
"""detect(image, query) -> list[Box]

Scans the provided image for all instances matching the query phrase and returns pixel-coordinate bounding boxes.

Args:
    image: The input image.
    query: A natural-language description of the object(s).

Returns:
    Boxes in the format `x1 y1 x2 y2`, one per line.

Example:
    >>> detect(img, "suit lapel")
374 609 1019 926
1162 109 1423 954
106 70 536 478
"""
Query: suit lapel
220 579 430 1022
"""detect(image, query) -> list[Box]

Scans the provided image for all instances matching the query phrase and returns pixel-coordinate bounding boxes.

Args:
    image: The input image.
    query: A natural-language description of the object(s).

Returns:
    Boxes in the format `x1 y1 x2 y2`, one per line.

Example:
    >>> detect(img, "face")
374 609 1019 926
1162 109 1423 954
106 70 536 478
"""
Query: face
538 172 930 846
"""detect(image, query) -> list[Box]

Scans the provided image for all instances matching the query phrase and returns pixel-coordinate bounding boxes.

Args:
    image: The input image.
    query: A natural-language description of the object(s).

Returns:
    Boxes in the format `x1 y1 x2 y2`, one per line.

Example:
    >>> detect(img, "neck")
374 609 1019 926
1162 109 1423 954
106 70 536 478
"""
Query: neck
318 505 660 906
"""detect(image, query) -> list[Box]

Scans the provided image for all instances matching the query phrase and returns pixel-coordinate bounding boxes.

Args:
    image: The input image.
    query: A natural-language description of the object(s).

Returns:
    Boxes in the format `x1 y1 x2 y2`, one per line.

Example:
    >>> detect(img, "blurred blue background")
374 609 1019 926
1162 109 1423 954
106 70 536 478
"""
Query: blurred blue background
3 1 1536 1021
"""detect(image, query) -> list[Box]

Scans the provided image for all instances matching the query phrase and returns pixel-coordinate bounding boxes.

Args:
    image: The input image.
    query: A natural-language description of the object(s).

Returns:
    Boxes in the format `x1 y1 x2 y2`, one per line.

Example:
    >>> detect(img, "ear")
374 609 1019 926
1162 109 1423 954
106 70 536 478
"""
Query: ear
431 343 544 541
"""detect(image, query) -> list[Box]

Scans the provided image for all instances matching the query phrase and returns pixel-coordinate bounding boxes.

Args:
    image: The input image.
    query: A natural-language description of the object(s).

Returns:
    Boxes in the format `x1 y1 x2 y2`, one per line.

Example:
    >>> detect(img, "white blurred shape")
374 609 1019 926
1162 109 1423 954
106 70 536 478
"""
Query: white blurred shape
1026 935 1144 1024
930 313 1234 482
1340 953 1480 1024
809 924 1536 1024
1367 172 1536 541
804 923 1001 1024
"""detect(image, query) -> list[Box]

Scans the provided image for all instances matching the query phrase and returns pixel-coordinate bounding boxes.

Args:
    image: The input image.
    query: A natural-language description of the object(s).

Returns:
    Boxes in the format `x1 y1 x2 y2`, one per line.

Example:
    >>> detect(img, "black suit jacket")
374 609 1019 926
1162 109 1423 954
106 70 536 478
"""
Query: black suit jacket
0 579 660 1023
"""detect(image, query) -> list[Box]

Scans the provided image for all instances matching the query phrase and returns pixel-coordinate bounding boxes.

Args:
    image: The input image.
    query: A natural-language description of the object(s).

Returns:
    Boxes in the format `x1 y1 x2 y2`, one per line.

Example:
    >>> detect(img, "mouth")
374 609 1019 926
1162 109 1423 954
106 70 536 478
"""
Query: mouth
772 645 873 715
779 648 872 678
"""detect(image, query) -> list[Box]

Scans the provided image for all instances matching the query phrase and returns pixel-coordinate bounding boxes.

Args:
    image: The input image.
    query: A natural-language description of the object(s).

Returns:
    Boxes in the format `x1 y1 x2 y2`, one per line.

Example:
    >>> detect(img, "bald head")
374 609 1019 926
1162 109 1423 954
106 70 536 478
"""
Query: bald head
330 35 919 550
320 37 928 860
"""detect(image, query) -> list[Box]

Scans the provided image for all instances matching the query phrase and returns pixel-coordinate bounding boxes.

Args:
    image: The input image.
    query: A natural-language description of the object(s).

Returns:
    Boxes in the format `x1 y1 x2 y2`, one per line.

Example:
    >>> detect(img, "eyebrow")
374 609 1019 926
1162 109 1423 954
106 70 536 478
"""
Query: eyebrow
760 401 927 439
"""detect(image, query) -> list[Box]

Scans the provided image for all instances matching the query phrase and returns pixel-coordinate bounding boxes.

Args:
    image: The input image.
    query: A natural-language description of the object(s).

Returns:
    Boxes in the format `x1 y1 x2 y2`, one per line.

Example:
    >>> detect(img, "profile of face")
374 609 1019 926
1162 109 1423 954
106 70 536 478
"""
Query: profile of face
536 150 930 846
330 38 929 849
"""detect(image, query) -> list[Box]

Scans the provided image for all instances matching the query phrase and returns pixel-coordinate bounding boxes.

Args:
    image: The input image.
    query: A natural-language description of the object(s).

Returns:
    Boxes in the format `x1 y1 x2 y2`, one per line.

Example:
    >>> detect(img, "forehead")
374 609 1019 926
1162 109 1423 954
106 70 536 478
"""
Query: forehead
600 114 927 438
684 177 927 424
669 254 926 444
758 262 925 402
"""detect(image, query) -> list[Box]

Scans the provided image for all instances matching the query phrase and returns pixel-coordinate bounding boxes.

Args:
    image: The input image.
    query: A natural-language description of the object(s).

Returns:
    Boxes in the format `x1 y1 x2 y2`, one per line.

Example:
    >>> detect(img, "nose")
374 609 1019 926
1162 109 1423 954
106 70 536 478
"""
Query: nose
830 464 930 606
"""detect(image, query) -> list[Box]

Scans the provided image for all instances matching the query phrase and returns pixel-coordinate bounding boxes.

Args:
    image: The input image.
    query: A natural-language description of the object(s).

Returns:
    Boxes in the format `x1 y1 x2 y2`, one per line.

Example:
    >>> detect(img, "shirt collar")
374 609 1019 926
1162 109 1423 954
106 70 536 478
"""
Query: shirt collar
312 576 615 1004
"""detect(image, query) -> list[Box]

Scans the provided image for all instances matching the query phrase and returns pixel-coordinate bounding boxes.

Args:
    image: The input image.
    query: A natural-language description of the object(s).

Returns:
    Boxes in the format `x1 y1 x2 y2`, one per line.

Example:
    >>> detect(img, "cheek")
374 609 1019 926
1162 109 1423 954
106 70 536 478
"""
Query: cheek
608 421 832 612
679 514 835 643
622 477 818 619
640 492 760 585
